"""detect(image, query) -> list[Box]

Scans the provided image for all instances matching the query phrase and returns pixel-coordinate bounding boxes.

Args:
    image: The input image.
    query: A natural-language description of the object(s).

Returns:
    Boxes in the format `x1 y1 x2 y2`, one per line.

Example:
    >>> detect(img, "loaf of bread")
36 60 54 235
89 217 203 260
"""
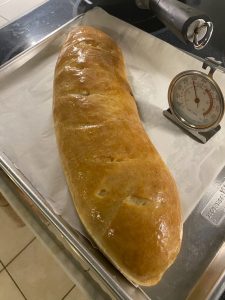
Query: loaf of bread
53 26 182 286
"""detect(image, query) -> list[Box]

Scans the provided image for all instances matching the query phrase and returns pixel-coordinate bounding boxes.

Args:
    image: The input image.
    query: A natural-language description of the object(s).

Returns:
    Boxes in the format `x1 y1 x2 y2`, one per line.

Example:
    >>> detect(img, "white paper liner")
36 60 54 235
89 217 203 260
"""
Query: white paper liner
0 8 225 236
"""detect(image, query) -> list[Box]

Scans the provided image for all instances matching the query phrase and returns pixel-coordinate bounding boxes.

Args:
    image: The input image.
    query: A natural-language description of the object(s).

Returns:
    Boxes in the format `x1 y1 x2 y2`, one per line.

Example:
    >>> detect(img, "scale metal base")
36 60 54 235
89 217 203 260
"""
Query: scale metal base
163 109 221 144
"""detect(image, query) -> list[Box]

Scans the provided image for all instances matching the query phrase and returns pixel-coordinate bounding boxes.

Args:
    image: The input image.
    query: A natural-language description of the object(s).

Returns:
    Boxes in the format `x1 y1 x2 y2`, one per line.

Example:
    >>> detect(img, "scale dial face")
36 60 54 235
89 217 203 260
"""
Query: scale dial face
168 71 224 131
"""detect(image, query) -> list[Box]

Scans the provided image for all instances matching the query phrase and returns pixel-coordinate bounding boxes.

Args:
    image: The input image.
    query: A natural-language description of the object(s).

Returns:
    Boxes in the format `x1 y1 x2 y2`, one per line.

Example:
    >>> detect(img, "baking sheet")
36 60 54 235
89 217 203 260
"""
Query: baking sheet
0 7 225 236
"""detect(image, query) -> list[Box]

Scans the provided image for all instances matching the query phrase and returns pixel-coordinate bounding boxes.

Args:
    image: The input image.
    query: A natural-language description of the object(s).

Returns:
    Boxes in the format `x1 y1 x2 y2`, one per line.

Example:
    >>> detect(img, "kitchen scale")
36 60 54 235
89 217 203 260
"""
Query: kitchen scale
164 57 225 143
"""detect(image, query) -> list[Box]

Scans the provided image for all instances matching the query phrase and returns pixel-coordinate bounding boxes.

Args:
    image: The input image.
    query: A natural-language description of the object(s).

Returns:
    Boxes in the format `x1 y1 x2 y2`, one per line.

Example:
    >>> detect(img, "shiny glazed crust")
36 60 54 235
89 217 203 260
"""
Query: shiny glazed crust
53 26 182 286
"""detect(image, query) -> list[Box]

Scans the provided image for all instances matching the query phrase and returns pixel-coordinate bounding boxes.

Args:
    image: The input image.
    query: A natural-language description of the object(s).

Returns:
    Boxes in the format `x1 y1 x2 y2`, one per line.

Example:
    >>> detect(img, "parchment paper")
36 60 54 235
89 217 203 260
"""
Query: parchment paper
0 8 225 235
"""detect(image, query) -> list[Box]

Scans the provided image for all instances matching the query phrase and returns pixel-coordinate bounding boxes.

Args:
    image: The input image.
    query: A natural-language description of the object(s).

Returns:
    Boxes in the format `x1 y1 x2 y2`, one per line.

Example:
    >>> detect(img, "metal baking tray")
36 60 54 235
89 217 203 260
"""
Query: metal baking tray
1 4 225 300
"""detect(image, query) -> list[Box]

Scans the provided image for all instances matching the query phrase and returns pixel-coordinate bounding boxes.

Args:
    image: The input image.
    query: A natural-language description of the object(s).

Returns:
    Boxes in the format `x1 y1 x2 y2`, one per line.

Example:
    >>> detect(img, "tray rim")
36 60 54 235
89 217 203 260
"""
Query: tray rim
1 6 225 299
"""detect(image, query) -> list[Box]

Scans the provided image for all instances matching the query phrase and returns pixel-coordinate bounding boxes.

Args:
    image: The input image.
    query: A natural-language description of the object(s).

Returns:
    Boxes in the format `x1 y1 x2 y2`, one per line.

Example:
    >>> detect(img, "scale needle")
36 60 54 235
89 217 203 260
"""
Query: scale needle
193 80 200 108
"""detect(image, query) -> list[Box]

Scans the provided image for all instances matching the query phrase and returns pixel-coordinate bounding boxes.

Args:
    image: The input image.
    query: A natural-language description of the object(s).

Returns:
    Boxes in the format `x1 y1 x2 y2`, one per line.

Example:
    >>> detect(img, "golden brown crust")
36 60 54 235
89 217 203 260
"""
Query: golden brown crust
53 26 182 286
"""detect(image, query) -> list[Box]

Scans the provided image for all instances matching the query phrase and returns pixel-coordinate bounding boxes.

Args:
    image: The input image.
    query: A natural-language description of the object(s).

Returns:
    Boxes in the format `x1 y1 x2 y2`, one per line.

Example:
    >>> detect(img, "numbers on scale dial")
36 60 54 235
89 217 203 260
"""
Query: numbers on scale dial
171 73 222 128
